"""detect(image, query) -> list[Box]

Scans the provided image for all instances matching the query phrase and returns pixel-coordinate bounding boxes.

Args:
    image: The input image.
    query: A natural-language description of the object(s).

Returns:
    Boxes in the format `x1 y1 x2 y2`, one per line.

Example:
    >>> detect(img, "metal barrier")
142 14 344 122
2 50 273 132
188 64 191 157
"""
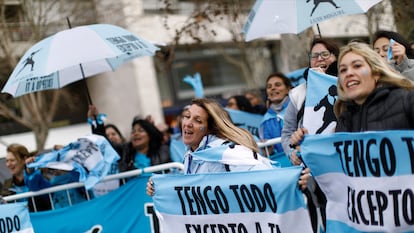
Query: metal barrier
257 137 282 157
2 162 184 212
2 138 282 212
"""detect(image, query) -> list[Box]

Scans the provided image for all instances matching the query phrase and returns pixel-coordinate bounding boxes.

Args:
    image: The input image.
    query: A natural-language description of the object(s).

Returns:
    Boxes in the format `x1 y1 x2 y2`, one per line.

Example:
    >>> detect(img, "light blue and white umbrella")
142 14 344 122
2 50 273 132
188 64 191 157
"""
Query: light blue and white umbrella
243 0 382 41
2 24 159 101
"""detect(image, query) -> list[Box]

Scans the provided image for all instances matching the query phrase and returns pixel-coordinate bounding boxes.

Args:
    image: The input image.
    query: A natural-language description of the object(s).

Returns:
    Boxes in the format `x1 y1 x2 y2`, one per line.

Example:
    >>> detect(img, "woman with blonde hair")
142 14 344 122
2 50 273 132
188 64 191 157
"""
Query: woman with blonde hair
147 98 311 195
290 42 414 148
196 98 259 152
181 98 264 173
334 41 414 131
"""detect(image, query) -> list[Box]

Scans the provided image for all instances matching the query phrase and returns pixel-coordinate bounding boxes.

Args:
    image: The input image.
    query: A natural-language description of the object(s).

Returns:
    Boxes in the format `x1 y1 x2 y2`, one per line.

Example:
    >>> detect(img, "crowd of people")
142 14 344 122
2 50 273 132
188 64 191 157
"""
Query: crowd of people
1 29 414 232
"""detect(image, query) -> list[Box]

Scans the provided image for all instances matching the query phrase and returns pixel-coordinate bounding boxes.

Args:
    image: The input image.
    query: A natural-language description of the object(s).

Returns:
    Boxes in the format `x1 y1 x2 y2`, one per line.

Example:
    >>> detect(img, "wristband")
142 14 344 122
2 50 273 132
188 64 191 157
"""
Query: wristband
96 113 107 125
87 113 107 127
87 117 96 128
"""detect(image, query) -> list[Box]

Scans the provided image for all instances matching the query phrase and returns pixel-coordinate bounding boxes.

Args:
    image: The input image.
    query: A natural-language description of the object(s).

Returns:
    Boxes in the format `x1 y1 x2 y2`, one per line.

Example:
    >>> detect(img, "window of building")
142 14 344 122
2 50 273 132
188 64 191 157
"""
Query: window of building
156 46 246 105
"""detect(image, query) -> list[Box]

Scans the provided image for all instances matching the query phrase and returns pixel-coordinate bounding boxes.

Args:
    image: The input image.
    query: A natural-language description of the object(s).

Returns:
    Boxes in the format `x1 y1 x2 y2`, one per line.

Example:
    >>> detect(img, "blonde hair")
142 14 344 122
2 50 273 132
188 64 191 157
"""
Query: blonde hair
334 42 414 116
191 98 259 153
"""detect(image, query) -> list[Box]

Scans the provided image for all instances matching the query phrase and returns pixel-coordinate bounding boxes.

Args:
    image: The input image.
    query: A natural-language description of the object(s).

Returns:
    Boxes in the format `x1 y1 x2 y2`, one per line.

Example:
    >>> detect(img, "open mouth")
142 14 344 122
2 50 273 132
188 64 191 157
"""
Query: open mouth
319 64 328 69
346 81 359 88
183 130 193 135
269 91 280 98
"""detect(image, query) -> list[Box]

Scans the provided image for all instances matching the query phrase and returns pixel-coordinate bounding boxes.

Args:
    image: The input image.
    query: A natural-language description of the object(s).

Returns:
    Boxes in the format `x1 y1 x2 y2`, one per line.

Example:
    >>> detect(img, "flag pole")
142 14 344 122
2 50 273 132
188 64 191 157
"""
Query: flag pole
66 17 93 105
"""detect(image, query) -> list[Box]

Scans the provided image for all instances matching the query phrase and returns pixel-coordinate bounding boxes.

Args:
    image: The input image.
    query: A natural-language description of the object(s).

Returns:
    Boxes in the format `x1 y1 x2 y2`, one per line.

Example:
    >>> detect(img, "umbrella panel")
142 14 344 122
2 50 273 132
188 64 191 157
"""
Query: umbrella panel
243 0 382 41
2 24 159 97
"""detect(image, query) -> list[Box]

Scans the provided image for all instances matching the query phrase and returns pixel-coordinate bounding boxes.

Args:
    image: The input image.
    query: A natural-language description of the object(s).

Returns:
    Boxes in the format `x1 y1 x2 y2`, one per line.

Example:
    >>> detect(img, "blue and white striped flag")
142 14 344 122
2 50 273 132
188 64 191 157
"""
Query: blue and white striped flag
303 69 337 135
27 134 120 189
0 202 34 233
152 167 313 232
301 130 414 232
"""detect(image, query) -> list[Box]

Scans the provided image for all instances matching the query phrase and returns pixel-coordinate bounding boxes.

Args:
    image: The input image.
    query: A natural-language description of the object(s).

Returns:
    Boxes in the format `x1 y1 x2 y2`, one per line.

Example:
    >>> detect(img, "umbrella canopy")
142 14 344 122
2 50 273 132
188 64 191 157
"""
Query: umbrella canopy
243 0 382 41
2 24 159 98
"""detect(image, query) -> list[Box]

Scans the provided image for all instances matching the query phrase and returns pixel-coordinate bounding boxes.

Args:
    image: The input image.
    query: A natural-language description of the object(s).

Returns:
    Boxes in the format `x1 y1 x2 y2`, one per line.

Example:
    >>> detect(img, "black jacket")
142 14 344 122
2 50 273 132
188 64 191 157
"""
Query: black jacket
1 177 51 212
117 142 171 172
336 86 414 132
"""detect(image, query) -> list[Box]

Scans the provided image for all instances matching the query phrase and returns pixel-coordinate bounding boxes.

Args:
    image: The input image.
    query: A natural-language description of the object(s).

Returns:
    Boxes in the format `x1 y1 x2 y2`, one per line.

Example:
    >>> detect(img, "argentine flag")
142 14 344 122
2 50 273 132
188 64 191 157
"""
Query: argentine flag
27 134 120 189
303 69 337 135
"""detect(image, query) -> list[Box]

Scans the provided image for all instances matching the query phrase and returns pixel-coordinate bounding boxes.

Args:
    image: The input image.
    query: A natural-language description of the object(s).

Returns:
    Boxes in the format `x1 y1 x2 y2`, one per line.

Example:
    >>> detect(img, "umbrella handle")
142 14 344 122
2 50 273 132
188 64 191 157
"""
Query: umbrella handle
79 63 93 105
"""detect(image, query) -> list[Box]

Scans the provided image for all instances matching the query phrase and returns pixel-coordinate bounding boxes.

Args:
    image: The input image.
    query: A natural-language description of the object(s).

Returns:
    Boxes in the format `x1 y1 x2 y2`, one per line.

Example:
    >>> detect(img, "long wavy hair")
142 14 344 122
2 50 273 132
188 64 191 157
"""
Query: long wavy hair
334 42 414 117
191 98 259 153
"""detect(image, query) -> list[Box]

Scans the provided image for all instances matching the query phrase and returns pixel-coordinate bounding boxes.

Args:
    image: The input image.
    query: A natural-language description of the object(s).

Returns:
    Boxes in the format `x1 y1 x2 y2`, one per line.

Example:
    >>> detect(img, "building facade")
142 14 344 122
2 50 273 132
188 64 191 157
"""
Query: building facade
1 0 395 139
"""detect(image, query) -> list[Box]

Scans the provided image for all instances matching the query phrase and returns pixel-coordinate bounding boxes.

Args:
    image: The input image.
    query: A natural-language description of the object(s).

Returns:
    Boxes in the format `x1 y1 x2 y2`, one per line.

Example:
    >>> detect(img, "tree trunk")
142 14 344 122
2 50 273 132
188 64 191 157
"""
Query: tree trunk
280 29 315 74
390 0 414 42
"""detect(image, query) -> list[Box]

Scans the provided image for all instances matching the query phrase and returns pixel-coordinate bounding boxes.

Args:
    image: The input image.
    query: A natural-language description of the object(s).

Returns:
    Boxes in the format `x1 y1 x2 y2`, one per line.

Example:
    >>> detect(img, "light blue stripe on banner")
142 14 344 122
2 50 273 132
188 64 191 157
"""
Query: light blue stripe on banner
0 202 34 233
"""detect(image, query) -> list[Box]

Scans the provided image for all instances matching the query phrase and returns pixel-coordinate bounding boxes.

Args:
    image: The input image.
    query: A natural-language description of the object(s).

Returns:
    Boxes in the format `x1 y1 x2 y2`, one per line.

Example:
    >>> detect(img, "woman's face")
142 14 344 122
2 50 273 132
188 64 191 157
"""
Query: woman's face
5 152 25 176
226 97 239 110
310 43 337 73
373 37 389 61
266 76 290 104
245 93 262 106
105 127 123 145
130 123 150 150
338 52 378 105
181 104 209 151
